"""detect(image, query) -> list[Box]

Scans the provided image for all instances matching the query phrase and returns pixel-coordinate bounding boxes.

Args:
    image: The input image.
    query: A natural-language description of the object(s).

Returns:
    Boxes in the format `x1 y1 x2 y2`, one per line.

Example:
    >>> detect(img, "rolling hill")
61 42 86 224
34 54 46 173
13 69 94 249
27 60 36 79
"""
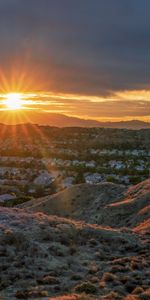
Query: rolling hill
21 180 150 231
0 179 150 299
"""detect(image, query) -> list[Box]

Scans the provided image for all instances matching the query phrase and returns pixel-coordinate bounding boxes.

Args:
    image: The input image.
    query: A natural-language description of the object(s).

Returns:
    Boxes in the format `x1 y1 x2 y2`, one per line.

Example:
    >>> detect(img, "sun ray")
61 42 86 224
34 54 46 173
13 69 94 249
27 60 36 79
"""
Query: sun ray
4 93 23 110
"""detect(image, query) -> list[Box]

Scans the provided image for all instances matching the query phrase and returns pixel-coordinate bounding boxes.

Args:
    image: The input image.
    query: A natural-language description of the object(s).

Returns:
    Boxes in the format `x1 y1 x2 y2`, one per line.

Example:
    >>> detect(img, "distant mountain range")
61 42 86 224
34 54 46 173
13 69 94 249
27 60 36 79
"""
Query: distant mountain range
0 110 150 129
41 114 150 129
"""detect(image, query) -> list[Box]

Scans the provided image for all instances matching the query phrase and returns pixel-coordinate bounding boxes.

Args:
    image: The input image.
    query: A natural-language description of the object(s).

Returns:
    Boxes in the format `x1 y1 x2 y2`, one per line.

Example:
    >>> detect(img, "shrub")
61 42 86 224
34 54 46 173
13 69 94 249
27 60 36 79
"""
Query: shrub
140 289 150 300
15 291 28 299
37 275 60 285
122 296 138 300
102 272 117 282
89 265 98 274
50 294 92 300
103 291 121 299
132 287 144 295
16 290 48 299
69 245 77 255
28 290 48 298
74 281 97 294
71 274 83 281
90 276 99 283
125 281 137 293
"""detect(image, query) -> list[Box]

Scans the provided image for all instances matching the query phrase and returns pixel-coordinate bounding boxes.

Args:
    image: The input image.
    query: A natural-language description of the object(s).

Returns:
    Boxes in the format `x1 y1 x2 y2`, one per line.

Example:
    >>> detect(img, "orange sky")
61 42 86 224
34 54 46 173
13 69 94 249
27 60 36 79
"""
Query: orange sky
0 89 150 124
0 68 149 123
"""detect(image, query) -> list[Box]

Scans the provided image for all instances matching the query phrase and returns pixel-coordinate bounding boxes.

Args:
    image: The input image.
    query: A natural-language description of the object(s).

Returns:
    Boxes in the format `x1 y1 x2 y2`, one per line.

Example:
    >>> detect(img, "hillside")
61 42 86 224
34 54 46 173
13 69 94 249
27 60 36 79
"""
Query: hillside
0 180 150 299
20 182 126 220
0 206 150 300
21 180 150 230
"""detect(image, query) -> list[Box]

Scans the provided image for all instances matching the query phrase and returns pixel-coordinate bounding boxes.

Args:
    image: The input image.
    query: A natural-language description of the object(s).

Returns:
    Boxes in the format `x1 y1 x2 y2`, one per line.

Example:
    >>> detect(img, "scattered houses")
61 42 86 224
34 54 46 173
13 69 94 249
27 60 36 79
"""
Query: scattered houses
61 177 75 189
33 171 57 187
0 127 149 200
84 173 102 184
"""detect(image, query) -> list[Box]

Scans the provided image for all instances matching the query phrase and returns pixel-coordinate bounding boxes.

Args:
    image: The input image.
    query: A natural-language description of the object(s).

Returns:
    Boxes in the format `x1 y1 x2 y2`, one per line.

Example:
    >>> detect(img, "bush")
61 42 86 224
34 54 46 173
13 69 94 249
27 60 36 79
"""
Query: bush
102 272 117 282
132 287 144 294
16 290 48 299
50 294 93 300
37 275 60 285
140 289 150 300
74 281 97 294
103 291 121 300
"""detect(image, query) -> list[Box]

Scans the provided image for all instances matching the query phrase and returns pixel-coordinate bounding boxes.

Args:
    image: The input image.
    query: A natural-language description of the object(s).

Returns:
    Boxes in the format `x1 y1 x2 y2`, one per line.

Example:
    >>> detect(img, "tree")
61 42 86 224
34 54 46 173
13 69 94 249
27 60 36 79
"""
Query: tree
75 171 85 184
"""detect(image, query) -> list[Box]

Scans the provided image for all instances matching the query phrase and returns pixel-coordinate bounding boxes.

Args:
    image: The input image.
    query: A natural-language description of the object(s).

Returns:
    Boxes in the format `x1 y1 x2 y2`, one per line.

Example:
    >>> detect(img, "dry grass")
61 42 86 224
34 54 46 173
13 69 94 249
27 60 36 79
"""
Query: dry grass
0 179 150 300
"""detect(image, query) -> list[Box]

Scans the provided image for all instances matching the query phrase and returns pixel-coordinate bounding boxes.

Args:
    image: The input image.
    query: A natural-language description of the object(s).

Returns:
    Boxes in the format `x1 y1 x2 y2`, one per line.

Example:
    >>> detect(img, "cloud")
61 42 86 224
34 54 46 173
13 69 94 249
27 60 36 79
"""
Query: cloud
0 0 150 96
0 1 149 121
0 91 149 119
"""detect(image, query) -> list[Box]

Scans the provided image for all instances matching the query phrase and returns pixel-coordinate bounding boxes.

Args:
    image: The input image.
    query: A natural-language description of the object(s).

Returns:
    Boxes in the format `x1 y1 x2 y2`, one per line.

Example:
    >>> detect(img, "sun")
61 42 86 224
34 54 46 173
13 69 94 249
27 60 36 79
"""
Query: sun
4 93 23 110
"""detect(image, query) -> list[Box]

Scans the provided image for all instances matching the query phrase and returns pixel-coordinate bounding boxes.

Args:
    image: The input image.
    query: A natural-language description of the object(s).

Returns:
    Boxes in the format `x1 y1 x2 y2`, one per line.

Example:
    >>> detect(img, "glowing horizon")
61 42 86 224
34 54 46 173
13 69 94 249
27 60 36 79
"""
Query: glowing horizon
0 89 149 124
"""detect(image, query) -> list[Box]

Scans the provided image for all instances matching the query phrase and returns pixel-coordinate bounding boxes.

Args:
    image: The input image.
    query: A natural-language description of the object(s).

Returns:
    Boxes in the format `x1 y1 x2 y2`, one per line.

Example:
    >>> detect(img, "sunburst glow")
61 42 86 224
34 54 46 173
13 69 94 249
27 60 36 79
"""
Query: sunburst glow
4 93 23 110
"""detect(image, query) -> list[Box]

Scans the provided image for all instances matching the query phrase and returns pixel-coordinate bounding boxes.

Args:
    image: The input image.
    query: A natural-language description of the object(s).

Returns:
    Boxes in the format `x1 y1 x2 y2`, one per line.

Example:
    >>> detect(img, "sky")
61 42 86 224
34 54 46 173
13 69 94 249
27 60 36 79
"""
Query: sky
0 0 150 122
